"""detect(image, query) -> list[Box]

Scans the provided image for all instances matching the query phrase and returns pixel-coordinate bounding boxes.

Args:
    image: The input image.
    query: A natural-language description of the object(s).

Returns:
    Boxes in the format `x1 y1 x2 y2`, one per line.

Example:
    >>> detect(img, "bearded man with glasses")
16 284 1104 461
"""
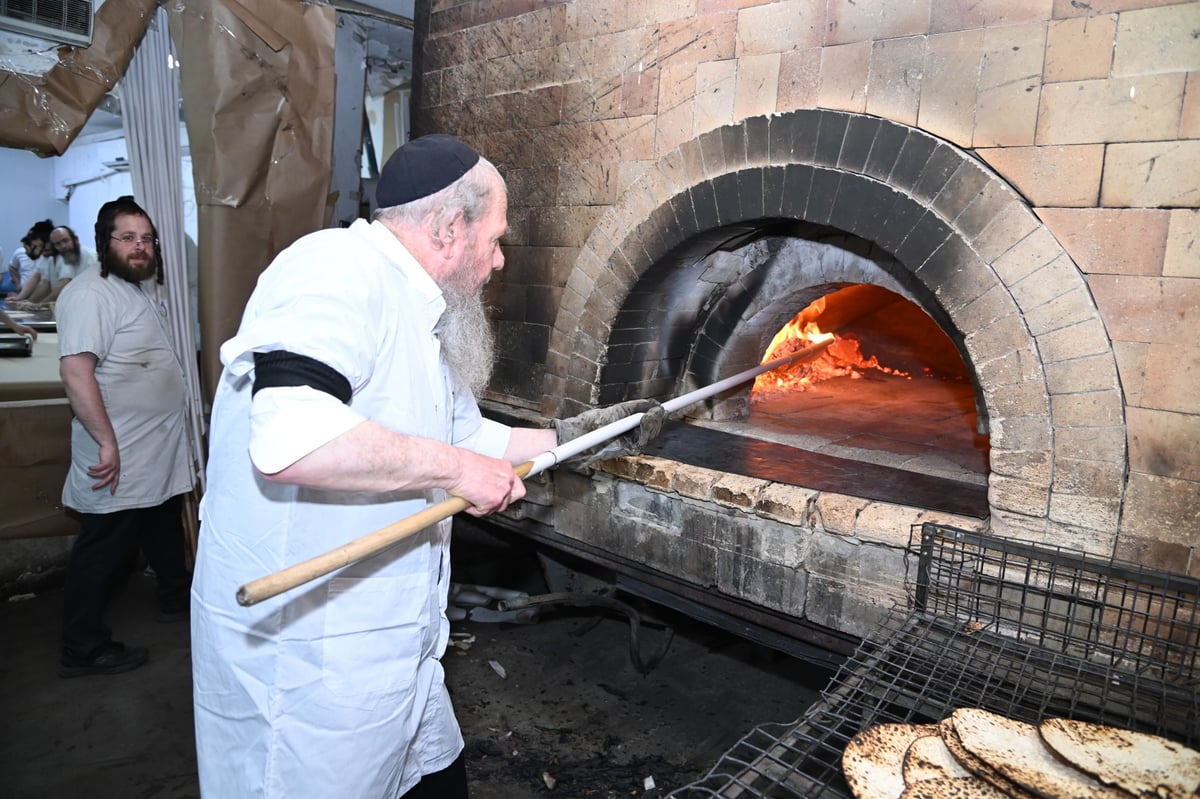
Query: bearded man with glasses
53 195 194 678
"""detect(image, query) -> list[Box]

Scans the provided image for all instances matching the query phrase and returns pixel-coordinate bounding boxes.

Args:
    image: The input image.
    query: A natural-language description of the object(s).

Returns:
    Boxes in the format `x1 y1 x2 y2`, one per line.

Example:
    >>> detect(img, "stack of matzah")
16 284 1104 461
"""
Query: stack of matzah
842 708 1200 799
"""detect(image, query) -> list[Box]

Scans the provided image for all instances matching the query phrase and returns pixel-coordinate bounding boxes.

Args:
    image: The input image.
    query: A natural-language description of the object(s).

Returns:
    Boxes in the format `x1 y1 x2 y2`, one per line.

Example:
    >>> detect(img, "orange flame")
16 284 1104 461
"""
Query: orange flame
752 312 909 398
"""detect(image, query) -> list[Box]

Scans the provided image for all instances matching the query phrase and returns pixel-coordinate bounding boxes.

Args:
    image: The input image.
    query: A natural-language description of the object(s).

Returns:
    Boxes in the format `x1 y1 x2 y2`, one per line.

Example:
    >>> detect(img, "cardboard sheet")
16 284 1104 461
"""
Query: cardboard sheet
166 0 337 396
0 0 158 156
0 400 76 539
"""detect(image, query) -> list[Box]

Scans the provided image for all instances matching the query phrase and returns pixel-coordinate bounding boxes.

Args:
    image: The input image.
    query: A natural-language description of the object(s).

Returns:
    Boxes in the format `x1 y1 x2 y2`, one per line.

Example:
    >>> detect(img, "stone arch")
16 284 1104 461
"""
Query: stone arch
544 110 1126 537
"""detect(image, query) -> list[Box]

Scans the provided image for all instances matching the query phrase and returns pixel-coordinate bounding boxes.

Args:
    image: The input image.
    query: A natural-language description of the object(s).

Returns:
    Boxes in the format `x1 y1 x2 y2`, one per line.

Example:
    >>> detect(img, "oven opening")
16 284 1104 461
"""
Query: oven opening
741 283 989 485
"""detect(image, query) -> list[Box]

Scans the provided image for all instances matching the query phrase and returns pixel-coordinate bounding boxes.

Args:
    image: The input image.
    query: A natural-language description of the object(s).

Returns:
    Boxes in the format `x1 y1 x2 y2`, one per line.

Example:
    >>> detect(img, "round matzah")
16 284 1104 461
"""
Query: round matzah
904 734 973 783
900 776 1011 799
950 708 1130 799
1039 718 1200 799
843 724 939 799
939 717 1042 799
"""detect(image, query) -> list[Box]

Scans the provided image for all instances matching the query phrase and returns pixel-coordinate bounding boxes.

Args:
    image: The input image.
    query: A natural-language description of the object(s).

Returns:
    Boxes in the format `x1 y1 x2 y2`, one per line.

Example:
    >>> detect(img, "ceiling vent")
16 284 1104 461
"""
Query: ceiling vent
0 0 94 48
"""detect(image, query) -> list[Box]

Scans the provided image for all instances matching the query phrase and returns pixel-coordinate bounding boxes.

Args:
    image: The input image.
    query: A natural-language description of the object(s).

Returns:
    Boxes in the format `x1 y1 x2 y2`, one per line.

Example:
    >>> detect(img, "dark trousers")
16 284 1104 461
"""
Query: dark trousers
60 494 191 657
402 752 469 799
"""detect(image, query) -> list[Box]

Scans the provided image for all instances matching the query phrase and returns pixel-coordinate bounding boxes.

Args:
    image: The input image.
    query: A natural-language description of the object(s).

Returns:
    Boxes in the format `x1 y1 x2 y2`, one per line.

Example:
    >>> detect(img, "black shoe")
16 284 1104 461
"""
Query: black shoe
58 641 149 678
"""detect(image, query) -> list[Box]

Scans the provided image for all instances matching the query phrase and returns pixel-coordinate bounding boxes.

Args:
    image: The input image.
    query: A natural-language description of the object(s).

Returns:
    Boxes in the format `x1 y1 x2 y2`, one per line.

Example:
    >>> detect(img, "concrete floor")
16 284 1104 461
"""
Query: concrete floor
0 545 833 798
0 568 198 798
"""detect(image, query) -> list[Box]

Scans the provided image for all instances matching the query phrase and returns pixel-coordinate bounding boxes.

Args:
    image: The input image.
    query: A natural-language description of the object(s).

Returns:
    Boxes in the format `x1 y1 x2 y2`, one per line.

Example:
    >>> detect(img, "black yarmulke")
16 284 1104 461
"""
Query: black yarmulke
375 134 481 208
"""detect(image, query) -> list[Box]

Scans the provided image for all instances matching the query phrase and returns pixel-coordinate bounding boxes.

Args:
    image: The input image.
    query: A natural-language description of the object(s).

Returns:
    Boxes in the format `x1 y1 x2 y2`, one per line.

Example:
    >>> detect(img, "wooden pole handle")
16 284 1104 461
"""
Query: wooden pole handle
236 461 535 606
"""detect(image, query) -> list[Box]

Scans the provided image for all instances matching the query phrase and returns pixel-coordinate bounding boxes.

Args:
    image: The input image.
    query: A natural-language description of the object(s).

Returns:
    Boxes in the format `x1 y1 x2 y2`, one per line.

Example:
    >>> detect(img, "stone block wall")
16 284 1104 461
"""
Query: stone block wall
420 0 1200 637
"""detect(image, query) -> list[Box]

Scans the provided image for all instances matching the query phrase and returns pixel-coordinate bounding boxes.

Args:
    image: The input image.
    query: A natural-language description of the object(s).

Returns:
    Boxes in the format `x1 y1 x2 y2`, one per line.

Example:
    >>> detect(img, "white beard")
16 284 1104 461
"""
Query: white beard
438 288 495 397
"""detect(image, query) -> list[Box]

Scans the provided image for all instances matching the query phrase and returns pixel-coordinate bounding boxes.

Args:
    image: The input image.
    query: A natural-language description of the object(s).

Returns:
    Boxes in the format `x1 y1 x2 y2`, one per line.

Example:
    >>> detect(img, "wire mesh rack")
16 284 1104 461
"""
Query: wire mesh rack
669 522 1200 798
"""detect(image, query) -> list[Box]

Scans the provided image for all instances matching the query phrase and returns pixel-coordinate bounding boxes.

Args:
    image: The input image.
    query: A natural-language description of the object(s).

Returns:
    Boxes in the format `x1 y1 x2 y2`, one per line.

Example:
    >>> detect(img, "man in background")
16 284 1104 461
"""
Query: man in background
3 220 54 299
44 225 99 302
4 233 43 294
55 197 194 678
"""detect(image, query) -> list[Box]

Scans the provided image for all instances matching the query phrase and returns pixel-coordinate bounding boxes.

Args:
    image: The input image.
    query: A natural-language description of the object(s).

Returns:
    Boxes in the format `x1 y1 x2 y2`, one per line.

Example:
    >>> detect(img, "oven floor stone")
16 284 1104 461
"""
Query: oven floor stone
0 539 832 798
711 371 988 484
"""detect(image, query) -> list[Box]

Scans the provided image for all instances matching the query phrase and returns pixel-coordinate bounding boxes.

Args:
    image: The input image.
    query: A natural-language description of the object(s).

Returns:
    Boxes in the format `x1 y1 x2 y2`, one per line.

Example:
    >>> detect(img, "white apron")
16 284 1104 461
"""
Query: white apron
192 219 510 797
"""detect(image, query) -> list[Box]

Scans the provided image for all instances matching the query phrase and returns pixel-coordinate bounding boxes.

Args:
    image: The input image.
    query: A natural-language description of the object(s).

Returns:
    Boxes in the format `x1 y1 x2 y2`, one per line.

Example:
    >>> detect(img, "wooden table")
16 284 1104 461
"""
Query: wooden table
0 333 65 401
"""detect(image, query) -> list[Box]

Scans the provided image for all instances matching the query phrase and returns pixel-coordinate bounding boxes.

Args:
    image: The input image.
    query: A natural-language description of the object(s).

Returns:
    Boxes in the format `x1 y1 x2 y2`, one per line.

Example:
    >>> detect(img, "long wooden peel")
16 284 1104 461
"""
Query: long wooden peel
235 335 834 606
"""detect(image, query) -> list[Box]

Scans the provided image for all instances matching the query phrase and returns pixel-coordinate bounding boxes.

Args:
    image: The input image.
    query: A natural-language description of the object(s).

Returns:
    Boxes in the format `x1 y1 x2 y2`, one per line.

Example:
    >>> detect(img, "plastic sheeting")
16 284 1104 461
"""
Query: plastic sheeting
165 0 336 397
0 0 157 156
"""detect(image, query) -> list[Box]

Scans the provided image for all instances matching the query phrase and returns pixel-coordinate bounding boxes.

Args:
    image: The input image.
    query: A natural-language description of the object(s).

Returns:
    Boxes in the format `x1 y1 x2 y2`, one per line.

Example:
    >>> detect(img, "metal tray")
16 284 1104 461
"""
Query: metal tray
671 523 1199 797
0 333 34 357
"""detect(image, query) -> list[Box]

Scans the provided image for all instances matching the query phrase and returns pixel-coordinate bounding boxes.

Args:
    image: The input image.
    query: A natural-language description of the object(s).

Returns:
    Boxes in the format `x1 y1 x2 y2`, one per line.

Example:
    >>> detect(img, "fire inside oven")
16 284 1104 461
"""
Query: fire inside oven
744 283 988 485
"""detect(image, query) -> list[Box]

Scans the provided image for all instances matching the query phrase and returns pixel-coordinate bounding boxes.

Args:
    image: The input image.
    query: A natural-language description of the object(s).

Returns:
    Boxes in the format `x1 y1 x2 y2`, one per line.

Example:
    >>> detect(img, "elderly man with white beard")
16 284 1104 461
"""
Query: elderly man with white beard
192 133 663 799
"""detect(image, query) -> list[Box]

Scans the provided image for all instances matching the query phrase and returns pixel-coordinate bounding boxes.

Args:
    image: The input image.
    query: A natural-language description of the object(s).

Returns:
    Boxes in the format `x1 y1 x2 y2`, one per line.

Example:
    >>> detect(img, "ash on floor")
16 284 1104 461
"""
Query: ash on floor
0 532 832 799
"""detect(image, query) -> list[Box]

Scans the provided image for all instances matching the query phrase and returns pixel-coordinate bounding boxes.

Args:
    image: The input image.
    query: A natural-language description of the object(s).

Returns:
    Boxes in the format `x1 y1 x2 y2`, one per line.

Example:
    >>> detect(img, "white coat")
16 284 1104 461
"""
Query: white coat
192 219 511 797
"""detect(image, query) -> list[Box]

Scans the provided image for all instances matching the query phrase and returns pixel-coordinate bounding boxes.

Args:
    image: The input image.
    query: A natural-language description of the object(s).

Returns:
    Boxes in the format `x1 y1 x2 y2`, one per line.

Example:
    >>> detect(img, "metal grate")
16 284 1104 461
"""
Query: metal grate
670 523 1200 798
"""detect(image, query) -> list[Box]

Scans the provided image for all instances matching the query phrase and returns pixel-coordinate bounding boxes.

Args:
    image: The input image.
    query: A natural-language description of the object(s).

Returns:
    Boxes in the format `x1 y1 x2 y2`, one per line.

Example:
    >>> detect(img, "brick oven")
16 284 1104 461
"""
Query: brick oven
414 1 1200 651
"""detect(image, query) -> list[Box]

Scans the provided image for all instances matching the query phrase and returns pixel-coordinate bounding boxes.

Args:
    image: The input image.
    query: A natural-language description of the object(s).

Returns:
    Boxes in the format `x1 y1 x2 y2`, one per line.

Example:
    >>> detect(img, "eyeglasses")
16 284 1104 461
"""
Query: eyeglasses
111 233 156 246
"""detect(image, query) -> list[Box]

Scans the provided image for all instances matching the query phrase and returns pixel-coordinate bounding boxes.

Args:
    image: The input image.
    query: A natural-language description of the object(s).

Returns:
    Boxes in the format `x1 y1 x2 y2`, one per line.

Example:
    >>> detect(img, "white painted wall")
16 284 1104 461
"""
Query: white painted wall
52 127 198 249
1 127 198 262
54 133 134 248
0 148 68 265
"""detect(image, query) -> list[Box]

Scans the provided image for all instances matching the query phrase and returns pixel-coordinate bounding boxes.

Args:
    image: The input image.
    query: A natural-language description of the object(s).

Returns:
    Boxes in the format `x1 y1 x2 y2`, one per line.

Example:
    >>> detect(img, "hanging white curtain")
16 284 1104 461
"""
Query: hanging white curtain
119 7 207 495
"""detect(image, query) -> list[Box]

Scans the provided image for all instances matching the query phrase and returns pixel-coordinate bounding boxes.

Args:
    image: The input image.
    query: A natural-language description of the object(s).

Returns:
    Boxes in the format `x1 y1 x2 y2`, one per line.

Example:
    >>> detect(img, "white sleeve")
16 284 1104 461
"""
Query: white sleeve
248 385 365 474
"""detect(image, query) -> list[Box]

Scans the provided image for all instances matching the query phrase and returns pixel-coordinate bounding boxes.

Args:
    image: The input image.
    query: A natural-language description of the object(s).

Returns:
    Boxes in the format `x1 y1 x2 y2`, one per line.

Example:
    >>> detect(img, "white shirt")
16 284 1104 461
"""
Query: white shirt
56 268 194 512
38 247 98 288
8 247 39 284
193 218 511 798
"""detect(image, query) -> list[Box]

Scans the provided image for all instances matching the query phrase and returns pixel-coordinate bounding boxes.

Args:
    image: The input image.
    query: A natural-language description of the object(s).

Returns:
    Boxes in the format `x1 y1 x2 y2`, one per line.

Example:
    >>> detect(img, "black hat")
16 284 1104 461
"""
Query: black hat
376 134 481 208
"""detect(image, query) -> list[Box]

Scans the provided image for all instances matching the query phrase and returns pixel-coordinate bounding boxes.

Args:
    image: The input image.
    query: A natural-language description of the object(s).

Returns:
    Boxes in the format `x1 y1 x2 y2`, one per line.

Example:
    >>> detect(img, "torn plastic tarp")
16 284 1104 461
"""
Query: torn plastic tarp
165 0 336 397
0 0 157 156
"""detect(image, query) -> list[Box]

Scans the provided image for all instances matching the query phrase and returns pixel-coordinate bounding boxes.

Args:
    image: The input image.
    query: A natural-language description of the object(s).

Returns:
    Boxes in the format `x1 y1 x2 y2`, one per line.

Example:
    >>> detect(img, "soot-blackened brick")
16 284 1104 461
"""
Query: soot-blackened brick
863 120 908 181
670 193 700 242
690 181 720 231
768 112 799 163
839 115 880 174
699 128 727 176
780 163 816 219
828 172 875 234
737 168 766 220
649 203 684 253
894 210 953 271
848 184 904 243
805 168 842 226
889 131 937 192
721 122 748 169
912 143 961 205
790 109 821 163
762 166 788 217
955 180 1014 241
745 115 769 165
812 111 849 168
712 171 744 225
874 193 927 254
932 161 991 223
